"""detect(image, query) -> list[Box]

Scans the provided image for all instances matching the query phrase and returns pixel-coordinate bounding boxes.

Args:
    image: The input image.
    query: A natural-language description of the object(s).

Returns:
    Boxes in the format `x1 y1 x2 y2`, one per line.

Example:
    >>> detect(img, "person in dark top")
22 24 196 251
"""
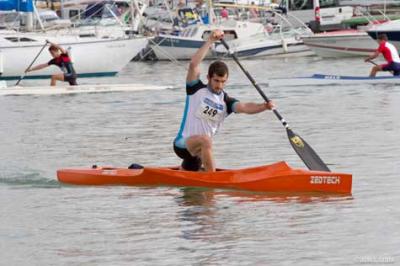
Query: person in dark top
27 41 78 86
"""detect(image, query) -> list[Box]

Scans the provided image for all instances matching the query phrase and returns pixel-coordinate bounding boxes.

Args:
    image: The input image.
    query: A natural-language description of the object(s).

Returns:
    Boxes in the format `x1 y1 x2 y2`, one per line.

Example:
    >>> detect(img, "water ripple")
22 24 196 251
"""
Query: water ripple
1 58 399 265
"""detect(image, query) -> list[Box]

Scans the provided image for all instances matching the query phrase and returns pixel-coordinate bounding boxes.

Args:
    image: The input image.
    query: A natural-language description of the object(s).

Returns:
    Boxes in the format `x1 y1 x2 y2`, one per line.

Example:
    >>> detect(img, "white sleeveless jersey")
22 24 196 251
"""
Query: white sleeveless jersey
378 41 400 63
174 80 238 148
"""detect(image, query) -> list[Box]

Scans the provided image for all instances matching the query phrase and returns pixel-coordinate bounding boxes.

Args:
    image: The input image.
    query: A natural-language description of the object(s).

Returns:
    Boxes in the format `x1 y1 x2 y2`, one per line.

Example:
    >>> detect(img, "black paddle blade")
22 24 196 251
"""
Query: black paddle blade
286 129 330 172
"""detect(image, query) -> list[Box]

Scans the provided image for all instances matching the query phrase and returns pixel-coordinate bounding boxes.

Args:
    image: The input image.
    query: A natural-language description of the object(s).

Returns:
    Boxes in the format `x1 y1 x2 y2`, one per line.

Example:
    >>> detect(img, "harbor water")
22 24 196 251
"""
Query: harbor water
0 57 399 265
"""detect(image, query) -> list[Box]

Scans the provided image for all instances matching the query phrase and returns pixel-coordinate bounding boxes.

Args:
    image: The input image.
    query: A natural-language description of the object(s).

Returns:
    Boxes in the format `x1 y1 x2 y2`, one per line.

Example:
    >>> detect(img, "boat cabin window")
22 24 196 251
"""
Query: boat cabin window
79 34 96 38
280 0 340 11
181 28 189 37
83 2 120 21
5 37 37 42
202 30 237 41
69 10 82 21
181 27 199 38
185 28 192 37
190 27 198 37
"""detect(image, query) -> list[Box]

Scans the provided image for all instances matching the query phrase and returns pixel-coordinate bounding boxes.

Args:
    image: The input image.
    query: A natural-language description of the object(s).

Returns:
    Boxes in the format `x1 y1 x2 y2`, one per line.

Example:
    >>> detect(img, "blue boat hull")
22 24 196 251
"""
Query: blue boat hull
269 73 400 87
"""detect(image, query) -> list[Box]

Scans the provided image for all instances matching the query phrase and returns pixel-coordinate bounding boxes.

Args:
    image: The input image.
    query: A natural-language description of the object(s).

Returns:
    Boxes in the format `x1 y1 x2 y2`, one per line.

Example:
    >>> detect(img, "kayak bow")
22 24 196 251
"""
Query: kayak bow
57 162 352 194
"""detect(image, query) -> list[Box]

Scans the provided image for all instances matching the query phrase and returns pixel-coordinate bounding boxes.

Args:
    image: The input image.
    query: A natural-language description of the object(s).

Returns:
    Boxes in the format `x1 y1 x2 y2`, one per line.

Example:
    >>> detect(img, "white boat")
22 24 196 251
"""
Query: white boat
213 27 312 58
268 73 400 87
302 30 377 58
57 0 147 39
212 10 314 58
0 0 149 80
0 32 148 80
367 19 400 50
150 20 266 60
0 83 171 96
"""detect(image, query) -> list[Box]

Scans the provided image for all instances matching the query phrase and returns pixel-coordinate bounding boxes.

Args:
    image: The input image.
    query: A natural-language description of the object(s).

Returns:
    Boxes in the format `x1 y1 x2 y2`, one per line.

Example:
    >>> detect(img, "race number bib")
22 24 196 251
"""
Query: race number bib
196 97 224 122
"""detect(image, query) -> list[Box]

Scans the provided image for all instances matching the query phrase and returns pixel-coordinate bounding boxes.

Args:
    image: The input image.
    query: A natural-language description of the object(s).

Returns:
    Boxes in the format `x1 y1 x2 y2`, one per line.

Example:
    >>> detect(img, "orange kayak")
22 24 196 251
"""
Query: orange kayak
57 161 352 194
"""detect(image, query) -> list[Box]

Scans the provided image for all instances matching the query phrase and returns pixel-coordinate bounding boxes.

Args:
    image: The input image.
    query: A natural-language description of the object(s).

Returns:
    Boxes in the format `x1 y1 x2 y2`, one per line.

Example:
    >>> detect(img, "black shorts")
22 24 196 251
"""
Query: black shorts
64 73 78 85
382 62 400 76
173 143 202 171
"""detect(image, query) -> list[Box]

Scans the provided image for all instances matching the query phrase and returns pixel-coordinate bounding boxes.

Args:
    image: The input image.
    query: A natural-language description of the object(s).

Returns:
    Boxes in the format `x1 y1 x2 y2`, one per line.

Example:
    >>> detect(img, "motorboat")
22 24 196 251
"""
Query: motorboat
302 29 377 57
150 19 266 60
367 19 400 50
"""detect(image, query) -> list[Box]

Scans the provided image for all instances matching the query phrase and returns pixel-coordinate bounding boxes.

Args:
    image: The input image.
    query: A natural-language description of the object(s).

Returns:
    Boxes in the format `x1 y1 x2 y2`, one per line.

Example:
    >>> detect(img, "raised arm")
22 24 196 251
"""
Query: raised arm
186 30 224 83
47 40 67 54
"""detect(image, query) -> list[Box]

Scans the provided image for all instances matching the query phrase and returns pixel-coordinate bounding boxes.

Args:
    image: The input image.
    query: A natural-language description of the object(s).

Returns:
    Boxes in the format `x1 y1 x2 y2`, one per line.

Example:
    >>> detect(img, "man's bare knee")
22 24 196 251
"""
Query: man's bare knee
199 136 212 149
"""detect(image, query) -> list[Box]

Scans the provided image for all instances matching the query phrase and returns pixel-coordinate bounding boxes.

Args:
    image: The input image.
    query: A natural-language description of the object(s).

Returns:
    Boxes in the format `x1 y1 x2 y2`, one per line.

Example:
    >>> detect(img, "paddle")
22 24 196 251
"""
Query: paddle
220 39 330 172
15 41 48 86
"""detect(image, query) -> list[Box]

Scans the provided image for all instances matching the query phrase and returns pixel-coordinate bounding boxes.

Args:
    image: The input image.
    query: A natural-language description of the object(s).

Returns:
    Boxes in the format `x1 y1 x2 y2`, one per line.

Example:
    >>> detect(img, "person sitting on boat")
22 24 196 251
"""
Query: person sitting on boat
365 33 400 77
26 41 78 86
173 30 275 172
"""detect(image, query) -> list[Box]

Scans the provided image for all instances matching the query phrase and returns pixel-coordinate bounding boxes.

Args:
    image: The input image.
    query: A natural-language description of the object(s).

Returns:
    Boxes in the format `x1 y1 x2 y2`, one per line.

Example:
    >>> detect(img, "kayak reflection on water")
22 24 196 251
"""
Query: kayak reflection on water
174 188 353 243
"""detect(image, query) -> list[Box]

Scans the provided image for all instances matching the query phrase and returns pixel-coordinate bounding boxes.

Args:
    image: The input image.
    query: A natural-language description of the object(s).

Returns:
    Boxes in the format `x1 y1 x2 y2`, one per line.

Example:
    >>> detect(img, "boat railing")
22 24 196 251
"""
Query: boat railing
375 9 391 22
266 11 313 41
41 0 146 38
363 6 395 24
50 3 120 30
0 13 23 32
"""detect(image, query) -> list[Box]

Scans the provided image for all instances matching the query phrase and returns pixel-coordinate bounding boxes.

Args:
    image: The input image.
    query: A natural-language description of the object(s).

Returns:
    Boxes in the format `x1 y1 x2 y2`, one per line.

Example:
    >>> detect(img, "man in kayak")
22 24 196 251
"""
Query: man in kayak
26 41 78 86
365 33 400 77
173 30 275 172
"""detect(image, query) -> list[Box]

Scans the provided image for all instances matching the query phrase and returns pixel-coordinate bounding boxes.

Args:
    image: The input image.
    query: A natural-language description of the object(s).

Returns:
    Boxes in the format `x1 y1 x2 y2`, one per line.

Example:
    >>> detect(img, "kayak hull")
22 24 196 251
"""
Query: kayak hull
0 83 170 96
269 74 400 87
57 161 352 194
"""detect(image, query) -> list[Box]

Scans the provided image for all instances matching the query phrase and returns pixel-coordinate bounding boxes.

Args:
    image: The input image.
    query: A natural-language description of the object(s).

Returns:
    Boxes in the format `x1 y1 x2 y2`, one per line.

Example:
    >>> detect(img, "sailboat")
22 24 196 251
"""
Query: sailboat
0 0 148 80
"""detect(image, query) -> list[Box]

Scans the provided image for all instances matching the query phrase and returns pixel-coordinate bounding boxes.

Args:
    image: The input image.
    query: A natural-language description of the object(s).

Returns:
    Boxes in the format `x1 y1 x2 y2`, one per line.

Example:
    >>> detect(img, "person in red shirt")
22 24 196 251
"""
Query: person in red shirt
220 6 229 19
365 33 400 77
249 2 259 19
27 41 78 86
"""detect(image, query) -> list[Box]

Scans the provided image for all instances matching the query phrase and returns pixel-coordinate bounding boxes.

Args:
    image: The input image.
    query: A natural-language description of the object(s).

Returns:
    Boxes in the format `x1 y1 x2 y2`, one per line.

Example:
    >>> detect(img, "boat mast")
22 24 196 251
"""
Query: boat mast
208 0 216 24
26 12 34 31
162 0 175 28
384 0 387 14
313 0 320 31
33 5 45 31
131 0 147 32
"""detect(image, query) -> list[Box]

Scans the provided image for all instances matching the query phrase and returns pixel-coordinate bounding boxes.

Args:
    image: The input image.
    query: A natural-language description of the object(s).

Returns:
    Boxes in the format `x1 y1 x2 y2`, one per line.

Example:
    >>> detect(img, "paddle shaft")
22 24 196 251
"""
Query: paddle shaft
220 39 330 172
220 39 288 127
15 42 48 86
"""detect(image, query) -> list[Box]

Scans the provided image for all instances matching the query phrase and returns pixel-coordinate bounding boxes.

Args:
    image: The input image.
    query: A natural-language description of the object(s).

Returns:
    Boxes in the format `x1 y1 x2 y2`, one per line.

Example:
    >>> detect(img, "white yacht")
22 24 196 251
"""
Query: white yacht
0 32 148 80
0 0 149 80
367 19 400 50
150 20 267 60
302 29 377 58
